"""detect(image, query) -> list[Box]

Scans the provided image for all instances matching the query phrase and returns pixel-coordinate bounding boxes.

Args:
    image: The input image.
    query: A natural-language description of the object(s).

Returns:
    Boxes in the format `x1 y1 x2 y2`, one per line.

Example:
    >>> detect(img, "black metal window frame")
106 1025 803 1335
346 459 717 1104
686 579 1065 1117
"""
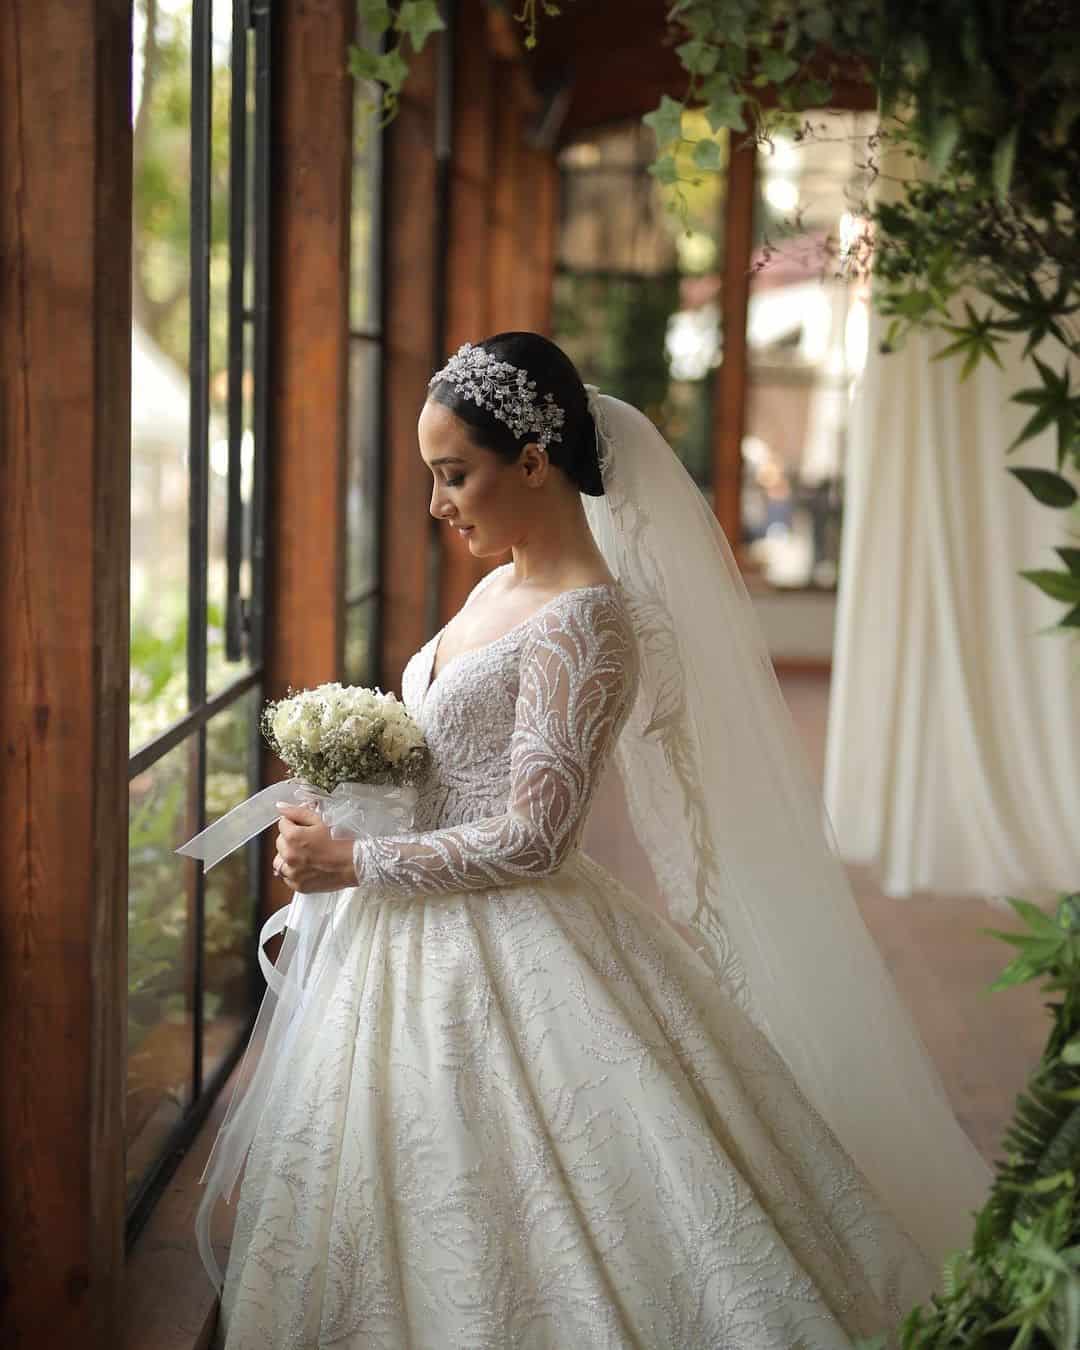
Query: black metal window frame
126 0 272 1245
343 2 403 683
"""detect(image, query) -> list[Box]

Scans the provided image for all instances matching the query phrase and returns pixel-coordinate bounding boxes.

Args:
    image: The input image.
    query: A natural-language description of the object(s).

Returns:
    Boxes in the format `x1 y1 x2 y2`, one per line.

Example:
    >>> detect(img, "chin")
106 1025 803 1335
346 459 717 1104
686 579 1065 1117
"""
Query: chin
464 531 490 554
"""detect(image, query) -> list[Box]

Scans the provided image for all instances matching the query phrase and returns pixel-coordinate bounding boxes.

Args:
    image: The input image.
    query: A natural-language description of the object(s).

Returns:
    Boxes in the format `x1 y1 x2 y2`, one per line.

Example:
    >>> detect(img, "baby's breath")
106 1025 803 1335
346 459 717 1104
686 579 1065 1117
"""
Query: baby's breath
260 681 430 793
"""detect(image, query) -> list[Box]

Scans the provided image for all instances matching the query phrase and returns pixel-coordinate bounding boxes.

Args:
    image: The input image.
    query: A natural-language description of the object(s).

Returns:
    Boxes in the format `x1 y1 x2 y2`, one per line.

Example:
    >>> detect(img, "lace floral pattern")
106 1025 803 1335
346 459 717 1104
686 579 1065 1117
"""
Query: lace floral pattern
351 581 635 898
215 576 935 1349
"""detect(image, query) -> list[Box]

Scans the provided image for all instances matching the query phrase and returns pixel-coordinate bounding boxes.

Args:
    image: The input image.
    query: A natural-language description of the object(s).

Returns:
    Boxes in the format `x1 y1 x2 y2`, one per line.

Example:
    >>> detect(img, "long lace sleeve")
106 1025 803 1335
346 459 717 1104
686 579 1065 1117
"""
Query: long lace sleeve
352 592 637 898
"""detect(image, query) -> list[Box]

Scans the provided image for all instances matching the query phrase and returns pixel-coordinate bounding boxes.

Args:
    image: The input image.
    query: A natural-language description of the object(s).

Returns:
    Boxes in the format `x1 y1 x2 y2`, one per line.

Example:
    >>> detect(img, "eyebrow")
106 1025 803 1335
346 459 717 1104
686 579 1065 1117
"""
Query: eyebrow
427 456 466 467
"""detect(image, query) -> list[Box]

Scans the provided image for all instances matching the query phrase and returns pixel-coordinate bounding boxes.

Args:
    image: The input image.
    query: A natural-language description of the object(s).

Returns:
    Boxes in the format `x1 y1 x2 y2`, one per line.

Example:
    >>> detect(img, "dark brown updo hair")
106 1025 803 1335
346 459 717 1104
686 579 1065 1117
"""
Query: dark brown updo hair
426 331 604 496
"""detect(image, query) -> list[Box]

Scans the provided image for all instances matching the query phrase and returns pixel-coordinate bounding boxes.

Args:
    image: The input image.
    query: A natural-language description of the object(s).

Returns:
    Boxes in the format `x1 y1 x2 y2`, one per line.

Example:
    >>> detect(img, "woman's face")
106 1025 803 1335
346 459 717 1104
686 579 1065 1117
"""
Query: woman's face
418 399 541 556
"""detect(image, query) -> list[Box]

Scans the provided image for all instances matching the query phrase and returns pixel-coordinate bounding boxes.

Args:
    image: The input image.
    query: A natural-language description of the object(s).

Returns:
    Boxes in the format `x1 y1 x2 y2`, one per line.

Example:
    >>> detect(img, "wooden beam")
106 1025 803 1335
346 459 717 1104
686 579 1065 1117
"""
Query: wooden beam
379 47 439 689
258 0 353 921
264 0 352 701
440 0 497 613
713 135 756 551
0 2 131 1343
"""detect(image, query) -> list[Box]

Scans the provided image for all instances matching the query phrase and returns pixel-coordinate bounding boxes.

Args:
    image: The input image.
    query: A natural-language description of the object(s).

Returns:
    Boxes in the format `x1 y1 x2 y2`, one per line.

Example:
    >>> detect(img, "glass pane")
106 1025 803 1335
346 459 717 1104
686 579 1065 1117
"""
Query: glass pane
127 733 199 1202
554 112 725 493
347 339 380 600
130 0 194 750
207 0 249 695
742 109 876 589
350 69 381 332
244 23 257 315
203 685 261 1083
345 597 376 687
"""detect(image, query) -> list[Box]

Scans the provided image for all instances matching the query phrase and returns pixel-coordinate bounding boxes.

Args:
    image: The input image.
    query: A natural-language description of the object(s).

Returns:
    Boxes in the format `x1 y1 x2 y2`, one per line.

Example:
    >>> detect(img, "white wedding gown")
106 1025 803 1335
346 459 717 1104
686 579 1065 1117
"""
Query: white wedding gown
214 565 939 1349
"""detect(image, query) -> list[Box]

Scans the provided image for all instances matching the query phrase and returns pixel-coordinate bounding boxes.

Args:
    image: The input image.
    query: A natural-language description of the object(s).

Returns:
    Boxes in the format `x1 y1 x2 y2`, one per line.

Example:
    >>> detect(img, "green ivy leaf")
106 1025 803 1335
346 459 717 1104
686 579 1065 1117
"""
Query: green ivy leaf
647 153 680 185
395 0 446 53
358 0 392 38
348 45 382 80
375 46 410 94
1008 467 1079 508
702 75 745 132
643 95 685 149
676 38 719 76
692 138 724 172
759 48 799 84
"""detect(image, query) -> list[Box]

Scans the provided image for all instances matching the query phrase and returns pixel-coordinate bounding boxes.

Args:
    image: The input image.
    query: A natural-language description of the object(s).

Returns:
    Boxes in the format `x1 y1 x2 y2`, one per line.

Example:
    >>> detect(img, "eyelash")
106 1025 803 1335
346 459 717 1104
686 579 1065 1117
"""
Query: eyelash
444 475 465 487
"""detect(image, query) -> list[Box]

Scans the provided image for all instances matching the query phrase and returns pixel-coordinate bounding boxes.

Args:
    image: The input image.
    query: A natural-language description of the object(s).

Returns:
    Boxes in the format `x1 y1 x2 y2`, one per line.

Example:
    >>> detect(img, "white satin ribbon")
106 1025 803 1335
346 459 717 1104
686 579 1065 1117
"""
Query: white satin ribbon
189 778 418 1292
175 777 417 871
176 777 418 1000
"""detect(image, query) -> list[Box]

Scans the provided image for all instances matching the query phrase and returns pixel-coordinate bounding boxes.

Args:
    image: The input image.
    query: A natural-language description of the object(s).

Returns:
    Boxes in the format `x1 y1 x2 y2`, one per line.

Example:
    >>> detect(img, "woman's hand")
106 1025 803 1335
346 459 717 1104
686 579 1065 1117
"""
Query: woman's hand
272 801 357 893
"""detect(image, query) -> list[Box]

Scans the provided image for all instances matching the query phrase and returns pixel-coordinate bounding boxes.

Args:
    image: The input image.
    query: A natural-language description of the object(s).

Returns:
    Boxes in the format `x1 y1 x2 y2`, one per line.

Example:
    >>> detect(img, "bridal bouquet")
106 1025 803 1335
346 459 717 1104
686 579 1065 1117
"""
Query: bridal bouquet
261 681 429 794
259 681 430 843
177 682 430 1011
176 682 429 873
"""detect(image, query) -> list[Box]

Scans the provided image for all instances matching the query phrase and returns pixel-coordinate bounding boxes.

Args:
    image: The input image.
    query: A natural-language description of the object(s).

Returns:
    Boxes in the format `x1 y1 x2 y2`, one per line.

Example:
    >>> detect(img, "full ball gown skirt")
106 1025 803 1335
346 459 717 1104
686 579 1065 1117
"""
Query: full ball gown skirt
214 569 939 1349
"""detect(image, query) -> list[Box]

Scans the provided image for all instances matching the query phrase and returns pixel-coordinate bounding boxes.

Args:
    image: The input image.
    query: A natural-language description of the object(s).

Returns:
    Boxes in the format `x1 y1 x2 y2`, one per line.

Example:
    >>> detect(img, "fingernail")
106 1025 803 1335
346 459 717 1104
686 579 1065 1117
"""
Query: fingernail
275 801 288 808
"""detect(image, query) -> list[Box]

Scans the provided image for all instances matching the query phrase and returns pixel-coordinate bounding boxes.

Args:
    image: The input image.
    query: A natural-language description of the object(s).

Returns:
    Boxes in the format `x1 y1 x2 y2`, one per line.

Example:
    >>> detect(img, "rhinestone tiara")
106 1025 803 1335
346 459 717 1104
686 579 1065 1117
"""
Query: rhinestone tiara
429 343 566 450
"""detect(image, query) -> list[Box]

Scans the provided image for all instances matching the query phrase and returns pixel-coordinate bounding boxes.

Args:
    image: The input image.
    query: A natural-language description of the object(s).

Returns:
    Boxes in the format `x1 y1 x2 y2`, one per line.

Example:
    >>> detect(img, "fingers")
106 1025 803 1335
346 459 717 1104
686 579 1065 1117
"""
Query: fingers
275 801 319 825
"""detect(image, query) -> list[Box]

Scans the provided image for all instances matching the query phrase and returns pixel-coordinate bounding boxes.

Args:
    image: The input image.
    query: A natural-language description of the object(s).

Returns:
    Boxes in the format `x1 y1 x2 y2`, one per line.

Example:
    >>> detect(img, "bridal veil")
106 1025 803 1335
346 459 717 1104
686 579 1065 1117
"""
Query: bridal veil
579 386 992 1271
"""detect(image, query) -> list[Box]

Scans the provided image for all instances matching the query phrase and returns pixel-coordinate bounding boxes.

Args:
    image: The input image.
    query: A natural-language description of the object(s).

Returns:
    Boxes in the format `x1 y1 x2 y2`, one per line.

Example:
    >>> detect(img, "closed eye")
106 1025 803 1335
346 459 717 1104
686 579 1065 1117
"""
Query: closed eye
444 474 465 487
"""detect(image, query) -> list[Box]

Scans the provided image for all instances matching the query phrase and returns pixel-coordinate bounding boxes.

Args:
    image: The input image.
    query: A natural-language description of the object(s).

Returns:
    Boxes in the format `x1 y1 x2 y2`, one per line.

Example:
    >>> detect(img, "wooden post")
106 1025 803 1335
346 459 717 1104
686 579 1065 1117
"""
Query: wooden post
259 0 354 919
436 29 562 626
713 135 756 551
439 0 496 612
379 45 439 689
0 2 131 1343
264 0 352 700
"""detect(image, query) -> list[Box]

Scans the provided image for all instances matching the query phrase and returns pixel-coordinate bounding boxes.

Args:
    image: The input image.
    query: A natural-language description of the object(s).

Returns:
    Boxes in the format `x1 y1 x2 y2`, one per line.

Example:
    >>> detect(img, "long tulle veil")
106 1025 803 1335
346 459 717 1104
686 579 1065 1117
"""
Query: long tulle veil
579 386 992 1271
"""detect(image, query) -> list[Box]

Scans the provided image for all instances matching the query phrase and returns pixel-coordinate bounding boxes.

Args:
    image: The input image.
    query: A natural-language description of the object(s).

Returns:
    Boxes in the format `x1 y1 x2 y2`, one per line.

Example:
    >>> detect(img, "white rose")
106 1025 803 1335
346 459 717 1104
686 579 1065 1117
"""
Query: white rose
379 723 408 763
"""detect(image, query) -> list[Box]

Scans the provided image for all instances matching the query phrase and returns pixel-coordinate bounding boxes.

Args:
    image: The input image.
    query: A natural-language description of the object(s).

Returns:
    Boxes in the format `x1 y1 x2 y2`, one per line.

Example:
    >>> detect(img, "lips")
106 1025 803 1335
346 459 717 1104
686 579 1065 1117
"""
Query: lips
455 524 474 534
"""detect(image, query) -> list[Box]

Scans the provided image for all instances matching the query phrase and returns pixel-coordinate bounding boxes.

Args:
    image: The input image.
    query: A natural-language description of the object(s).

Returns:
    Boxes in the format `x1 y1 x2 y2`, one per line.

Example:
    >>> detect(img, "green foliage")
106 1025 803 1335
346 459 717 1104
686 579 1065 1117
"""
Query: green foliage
345 0 1080 621
134 0 234 380
651 0 1080 632
129 610 256 1052
348 0 447 123
851 896 1080 1350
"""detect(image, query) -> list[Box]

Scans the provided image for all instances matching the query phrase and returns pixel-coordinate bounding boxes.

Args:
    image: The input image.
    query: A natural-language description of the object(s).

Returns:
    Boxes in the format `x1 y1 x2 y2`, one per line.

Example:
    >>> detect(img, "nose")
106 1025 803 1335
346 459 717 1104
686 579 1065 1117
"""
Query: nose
429 481 455 521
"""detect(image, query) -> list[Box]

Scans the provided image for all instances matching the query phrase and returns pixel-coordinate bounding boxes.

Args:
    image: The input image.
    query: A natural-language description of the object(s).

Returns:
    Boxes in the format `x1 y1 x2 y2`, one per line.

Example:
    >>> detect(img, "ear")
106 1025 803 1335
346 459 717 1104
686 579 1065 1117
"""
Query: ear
519 441 549 488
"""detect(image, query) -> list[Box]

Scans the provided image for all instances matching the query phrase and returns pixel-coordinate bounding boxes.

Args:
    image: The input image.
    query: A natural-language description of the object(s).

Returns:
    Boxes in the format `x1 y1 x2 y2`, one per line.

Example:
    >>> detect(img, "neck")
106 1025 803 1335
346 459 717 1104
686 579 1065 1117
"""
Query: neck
506 493 607 588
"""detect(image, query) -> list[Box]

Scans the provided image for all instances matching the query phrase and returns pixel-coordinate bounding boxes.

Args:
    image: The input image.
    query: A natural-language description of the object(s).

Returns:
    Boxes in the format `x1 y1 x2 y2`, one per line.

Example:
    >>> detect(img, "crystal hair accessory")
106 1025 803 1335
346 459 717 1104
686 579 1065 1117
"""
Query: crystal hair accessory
429 342 566 450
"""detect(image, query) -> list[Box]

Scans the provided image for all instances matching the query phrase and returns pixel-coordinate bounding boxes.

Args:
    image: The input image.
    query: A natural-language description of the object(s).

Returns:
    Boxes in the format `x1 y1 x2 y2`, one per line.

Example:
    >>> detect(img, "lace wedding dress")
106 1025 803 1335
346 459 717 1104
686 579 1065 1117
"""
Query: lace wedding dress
213 563 940 1350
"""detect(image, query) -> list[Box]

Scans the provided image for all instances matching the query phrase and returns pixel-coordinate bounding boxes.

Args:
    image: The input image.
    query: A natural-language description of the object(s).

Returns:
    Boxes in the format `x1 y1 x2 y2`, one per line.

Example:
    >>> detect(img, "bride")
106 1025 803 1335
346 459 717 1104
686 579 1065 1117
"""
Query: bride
201 331 992 1347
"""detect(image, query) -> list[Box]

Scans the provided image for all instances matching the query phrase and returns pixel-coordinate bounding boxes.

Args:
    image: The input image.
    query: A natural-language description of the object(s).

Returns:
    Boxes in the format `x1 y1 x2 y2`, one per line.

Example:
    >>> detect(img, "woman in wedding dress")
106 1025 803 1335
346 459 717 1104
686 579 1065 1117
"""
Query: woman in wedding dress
202 332 993 1348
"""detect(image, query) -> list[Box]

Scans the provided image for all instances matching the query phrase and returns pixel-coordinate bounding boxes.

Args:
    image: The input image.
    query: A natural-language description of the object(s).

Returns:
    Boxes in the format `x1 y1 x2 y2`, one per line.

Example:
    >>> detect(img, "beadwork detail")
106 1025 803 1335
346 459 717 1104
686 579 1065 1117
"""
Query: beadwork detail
430 342 567 449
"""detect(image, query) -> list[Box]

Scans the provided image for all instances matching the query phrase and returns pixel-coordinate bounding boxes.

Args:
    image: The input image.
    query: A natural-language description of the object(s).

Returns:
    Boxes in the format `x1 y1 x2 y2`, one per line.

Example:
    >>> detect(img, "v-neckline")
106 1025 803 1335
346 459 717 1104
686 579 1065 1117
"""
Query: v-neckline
422 571 620 703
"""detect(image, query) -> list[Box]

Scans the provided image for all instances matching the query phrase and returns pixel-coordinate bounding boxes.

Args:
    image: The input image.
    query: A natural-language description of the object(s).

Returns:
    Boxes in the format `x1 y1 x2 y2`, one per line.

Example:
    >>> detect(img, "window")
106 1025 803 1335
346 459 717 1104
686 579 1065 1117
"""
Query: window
127 0 271 1239
344 42 385 686
555 108 876 591
554 116 727 494
743 110 876 588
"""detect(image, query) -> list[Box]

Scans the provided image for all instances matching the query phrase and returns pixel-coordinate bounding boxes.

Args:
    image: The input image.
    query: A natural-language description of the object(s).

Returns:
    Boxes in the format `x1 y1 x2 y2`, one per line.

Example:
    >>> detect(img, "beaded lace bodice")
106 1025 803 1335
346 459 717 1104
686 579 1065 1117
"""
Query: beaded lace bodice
351 566 638 897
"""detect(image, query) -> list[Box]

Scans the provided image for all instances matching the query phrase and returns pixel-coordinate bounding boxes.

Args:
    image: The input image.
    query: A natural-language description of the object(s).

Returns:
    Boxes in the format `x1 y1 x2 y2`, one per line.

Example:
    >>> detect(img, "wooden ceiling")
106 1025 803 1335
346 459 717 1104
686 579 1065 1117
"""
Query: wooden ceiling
505 1 876 146
516 0 685 142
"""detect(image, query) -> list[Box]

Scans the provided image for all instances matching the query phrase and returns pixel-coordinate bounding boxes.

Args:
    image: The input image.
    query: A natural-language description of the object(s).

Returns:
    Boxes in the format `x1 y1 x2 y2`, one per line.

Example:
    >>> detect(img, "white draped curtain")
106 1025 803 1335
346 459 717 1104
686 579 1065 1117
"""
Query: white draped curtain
825 308 1079 901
